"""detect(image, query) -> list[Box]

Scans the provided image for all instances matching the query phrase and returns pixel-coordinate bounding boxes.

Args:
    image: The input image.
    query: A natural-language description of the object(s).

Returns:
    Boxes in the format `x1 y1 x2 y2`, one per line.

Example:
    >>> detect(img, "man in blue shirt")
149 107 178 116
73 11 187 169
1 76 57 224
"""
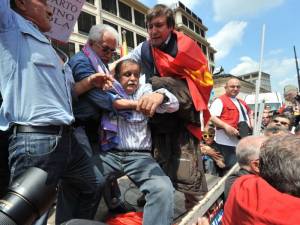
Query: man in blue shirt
0 0 111 223
69 24 130 212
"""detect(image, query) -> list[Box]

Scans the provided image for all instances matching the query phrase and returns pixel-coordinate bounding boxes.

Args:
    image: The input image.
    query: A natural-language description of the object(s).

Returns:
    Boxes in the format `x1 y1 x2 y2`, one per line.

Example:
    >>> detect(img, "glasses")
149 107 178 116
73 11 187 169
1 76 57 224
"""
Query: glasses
95 42 116 54
202 134 214 138
273 119 289 126
228 85 241 89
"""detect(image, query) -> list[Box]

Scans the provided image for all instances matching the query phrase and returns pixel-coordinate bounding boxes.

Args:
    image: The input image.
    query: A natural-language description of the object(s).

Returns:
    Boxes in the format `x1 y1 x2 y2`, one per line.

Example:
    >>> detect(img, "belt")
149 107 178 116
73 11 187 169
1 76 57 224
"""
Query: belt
14 125 69 135
110 149 151 153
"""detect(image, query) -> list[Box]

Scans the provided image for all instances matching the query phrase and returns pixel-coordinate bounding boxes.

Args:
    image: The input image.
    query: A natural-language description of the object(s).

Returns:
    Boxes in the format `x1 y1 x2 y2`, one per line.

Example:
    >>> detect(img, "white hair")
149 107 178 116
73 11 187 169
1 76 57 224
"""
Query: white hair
88 24 119 45
236 135 267 167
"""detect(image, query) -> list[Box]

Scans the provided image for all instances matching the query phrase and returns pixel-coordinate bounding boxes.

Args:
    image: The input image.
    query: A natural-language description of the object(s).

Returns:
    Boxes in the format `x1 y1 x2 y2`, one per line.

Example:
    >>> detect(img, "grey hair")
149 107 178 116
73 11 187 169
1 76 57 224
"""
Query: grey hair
236 135 267 167
88 24 119 45
260 134 300 197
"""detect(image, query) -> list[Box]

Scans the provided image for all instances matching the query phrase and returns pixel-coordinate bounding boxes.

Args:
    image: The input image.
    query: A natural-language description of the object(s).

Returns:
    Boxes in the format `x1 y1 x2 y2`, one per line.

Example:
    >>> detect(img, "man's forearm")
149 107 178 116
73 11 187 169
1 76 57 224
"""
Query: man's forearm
210 115 229 129
73 76 94 96
113 99 137 110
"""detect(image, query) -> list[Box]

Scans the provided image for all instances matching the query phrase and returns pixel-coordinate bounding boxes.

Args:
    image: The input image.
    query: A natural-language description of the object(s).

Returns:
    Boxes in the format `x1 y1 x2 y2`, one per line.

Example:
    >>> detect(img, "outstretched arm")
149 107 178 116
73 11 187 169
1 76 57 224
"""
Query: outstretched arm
113 99 137 110
73 73 113 96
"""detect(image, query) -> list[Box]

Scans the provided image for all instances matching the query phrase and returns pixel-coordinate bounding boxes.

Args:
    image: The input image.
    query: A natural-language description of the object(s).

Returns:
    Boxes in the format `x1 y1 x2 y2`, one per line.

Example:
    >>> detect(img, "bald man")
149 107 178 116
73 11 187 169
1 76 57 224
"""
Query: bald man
210 78 252 170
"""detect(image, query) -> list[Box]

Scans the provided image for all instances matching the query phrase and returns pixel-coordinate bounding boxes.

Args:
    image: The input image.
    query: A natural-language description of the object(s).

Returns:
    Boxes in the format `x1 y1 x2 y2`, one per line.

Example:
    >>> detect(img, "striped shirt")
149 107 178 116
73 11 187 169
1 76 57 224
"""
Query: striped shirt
116 83 179 150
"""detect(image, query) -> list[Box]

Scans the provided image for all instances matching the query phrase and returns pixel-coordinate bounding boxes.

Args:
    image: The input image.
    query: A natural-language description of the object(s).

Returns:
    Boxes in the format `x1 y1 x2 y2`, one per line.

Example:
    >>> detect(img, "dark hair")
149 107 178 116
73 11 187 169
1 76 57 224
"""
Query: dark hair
259 135 300 197
10 0 17 10
114 59 140 80
146 4 175 29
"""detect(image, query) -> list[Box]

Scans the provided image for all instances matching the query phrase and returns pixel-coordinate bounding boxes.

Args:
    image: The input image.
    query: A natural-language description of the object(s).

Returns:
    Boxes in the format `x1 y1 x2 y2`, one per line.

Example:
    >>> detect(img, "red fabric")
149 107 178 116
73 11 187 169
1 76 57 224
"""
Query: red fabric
223 175 300 225
219 94 250 129
152 31 213 139
106 212 143 225
152 31 213 112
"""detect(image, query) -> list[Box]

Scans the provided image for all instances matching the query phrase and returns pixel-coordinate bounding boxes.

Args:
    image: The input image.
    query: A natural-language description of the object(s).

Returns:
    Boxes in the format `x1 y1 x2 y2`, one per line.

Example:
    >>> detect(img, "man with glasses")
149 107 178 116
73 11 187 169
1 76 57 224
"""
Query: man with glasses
210 78 253 170
268 114 292 131
224 135 267 200
200 128 225 177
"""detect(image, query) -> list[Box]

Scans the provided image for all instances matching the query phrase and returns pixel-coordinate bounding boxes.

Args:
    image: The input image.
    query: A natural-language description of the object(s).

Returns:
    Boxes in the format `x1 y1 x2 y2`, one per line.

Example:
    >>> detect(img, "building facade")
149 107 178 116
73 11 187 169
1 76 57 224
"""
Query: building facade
237 71 272 92
171 1 216 72
53 0 215 68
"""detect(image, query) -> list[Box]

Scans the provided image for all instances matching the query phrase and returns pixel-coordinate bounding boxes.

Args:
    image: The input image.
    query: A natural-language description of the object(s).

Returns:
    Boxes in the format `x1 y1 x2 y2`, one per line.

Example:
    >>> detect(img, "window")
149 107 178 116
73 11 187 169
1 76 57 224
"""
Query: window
102 0 117 15
86 0 94 5
195 25 200 34
136 34 146 45
121 28 134 48
103 20 118 32
78 11 96 35
200 29 205 38
52 42 75 58
179 2 185 10
119 1 132 22
182 15 188 26
209 52 214 61
79 45 84 51
134 10 146 28
188 20 194 30
202 45 207 55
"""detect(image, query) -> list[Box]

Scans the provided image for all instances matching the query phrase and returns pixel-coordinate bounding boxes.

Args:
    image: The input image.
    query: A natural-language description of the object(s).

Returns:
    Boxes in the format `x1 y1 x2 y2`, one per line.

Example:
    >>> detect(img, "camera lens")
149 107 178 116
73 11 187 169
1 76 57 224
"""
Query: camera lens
0 168 56 225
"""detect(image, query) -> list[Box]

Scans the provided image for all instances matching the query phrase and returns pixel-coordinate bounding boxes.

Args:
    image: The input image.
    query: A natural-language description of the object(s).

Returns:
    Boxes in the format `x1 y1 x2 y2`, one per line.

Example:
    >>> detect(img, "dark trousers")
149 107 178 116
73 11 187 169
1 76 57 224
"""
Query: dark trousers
217 144 237 170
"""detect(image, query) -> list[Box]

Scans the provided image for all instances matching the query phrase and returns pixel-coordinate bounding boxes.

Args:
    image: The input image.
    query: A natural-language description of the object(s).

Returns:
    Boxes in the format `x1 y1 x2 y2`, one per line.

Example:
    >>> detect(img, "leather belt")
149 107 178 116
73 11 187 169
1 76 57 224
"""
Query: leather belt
14 125 68 135
110 149 151 153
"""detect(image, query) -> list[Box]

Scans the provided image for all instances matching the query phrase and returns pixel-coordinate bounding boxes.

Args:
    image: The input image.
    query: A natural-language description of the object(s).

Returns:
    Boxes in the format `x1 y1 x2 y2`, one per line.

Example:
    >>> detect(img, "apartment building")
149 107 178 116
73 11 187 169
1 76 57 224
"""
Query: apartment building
237 71 272 92
53 0 215 69
171 1 216 72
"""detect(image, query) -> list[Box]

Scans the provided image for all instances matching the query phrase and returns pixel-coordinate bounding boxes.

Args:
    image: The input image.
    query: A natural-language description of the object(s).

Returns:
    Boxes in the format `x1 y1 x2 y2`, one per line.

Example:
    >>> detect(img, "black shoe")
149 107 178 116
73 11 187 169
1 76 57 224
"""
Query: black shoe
136 194 146 207
109 201 136 214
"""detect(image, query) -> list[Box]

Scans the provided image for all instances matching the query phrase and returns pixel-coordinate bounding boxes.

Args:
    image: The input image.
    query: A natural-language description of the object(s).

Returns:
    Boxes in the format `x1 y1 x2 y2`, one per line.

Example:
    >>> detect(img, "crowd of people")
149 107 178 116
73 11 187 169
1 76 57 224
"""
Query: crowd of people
1 1 300 225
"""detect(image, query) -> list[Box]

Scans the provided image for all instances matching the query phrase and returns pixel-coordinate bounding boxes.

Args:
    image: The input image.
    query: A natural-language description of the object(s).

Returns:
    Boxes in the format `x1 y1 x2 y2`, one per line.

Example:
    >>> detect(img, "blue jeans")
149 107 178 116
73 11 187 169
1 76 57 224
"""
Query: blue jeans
95 151 174 225
8 126 105 224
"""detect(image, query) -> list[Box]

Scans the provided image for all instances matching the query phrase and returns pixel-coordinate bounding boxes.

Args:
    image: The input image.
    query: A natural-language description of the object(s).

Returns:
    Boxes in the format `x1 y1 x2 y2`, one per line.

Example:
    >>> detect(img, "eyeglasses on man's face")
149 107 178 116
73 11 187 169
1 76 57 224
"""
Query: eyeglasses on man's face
228 85 241 89
95 42 116 54
273 119 289 126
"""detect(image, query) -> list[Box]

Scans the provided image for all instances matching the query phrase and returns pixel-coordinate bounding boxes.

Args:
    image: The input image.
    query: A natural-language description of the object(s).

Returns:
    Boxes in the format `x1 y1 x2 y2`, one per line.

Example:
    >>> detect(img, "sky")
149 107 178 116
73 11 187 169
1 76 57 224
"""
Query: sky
139 0 300 93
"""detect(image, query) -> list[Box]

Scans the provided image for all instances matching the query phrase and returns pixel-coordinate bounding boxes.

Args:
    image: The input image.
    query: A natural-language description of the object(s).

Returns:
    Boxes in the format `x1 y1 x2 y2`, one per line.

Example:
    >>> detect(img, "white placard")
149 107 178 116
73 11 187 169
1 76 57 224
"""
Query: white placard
45 0 86 42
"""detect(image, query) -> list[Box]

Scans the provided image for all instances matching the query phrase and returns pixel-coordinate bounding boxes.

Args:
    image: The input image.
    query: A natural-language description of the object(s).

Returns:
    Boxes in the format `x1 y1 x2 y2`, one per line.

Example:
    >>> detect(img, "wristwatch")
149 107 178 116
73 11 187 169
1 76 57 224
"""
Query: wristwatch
155 90 169 103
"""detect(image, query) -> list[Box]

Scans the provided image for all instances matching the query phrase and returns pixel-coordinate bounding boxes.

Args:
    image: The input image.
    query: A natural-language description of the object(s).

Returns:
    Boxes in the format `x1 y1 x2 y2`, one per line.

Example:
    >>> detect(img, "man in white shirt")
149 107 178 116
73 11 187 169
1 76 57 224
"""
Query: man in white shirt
209 78 252 170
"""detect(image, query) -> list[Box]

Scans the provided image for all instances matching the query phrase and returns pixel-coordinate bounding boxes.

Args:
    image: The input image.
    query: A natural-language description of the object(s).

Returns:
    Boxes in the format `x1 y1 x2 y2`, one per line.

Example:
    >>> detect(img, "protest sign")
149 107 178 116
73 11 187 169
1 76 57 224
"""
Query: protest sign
46 0 86 42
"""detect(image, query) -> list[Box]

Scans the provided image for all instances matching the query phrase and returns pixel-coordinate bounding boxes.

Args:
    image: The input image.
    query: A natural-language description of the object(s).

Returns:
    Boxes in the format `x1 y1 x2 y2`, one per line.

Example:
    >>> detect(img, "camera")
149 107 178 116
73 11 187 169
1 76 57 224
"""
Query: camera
0 167 56 225
294 94 300 103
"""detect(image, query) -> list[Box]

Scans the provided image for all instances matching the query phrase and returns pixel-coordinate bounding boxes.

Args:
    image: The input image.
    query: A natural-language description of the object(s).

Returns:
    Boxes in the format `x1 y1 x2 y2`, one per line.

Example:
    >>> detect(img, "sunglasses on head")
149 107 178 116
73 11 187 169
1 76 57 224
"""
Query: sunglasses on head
202 134 214 138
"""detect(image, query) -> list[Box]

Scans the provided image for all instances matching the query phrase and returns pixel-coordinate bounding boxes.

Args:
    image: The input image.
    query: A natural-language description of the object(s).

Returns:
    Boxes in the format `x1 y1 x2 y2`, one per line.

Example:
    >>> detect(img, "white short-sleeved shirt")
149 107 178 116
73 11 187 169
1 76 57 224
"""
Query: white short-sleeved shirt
210 97 249 146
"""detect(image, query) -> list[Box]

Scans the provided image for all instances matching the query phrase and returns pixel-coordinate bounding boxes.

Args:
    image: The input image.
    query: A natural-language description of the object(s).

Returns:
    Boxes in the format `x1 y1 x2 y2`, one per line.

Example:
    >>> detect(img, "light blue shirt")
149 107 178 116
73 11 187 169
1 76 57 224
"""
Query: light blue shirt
0 1 74 131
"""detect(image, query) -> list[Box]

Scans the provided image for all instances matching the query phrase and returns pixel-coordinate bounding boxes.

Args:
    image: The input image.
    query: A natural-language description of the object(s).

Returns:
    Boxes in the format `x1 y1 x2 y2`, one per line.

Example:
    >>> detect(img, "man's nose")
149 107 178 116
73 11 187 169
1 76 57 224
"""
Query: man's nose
47 5 53 18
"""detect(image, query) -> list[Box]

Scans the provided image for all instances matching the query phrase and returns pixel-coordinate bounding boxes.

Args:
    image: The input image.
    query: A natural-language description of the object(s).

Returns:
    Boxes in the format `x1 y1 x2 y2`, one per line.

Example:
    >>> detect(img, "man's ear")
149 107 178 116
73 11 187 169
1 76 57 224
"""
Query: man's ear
250 159 260 174
14 0 27 12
